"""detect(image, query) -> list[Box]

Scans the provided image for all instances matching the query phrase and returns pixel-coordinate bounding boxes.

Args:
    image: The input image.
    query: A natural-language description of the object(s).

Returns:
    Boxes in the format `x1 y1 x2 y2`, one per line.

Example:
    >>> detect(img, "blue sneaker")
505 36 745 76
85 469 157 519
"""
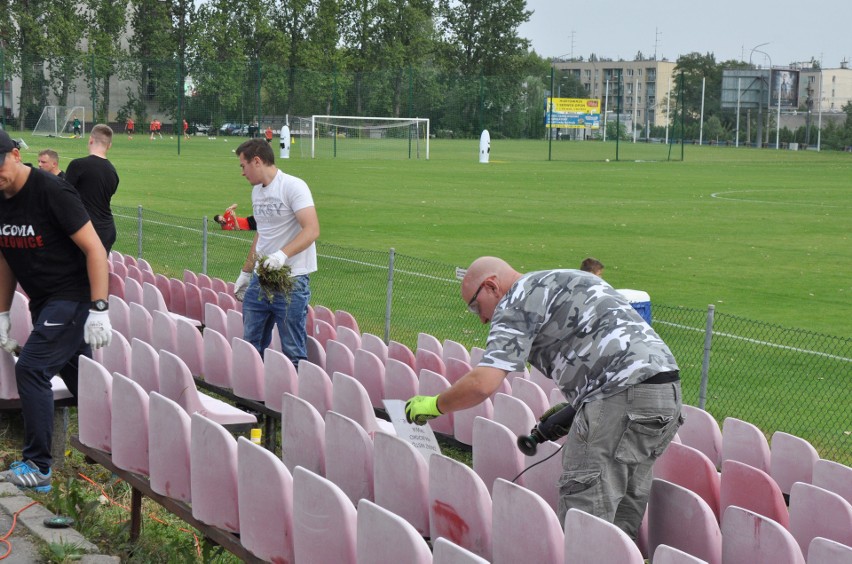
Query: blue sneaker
0 460 52 493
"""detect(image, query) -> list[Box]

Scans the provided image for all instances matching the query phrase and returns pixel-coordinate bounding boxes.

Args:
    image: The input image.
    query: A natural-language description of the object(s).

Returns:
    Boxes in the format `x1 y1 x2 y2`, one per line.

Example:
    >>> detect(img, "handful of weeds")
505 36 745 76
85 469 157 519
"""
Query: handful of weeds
256 259 294 300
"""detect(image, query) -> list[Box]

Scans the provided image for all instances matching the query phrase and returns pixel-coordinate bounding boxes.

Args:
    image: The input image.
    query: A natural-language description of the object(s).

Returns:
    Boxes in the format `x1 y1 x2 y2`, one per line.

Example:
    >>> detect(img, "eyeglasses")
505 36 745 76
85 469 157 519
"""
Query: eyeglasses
466 282 487 315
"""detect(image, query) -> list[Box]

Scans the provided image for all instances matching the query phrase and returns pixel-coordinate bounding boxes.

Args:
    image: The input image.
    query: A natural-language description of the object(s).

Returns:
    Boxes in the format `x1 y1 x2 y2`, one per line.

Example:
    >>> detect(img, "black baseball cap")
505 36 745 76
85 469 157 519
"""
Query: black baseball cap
0 129 19 165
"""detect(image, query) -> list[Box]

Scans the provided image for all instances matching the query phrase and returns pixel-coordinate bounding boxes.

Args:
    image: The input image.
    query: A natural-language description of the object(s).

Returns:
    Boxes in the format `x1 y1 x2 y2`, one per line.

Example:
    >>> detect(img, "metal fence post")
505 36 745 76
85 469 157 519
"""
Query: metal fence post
136 205 143 258
202 216 209 275
698 304 715 409
384 248 395 343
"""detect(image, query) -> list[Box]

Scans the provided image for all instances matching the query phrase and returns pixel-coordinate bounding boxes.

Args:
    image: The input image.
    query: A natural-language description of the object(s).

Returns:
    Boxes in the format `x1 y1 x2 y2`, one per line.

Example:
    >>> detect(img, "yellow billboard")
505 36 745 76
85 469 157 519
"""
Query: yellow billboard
545 97 602 129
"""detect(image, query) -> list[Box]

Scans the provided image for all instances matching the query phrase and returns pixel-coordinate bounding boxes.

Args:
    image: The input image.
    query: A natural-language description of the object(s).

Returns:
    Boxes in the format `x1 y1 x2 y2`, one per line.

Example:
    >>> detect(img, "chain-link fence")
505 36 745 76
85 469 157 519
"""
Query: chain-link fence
114 205 852 465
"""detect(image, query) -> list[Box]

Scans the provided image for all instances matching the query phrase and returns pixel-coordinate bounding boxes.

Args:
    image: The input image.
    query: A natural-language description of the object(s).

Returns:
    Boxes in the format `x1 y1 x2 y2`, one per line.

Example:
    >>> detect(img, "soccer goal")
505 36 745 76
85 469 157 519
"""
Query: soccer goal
33 106 85 138
311 116 429 160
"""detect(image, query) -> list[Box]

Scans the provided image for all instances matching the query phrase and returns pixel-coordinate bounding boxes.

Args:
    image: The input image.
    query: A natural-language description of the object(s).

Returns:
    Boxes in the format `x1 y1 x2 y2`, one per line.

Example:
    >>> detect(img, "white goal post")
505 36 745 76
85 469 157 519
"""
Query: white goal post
32 106 85 138
310 115 429 160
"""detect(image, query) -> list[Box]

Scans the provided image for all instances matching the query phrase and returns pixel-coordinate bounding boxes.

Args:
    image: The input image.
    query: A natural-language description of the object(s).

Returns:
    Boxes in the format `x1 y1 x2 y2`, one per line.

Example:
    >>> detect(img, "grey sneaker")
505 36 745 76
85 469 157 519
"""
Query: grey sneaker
0 460 52 493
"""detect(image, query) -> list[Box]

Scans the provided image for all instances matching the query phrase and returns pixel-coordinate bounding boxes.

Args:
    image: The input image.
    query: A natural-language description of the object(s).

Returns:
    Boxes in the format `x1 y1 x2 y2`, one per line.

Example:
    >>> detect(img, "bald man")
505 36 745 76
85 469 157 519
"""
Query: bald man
405 256 682 539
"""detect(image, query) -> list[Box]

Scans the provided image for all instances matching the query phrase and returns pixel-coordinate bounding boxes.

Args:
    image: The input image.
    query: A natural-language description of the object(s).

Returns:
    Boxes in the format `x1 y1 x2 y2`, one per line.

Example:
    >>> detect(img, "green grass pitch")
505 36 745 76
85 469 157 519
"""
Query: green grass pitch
16 132 852 337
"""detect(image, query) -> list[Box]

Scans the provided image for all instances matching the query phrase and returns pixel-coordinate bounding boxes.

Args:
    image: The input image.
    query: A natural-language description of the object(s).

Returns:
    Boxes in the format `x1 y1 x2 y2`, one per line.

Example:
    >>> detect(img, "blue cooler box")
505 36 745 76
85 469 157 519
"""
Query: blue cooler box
616 289 652 325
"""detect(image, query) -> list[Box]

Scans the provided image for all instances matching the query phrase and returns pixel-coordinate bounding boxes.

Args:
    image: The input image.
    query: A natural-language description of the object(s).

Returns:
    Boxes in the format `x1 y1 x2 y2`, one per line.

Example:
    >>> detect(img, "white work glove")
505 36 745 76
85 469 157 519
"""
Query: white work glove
234 271 252 302
0 312 17 354
262 250 288 271
84 310 112 350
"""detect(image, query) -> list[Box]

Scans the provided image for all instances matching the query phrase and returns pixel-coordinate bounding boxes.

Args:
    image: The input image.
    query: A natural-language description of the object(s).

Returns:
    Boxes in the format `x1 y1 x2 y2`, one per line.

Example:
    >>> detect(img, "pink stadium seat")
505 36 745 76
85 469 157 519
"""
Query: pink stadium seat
184 282 204 323
77 356 113 453
807 537 852 564
445 357 472 385
306 304 315 337
335 325 362 354
313 304 335 327
469 346 485 366
429 454 492 560
281 393 326 476
418 369 453 435
204 302 228 338
148 392 192 502
653 441 722 521
432 537 490 564
128 302 153 345
110 373 150 476
101 329 131 378
202 328 233 388
383 358 418 401
511 377 549 419
514 438 562 513
154 273 171 309
158 350 256 426
528 365 558 397
356 500 432 563
325 339 355 377
141 268 156 287
771 430 819 496
352 348 385 408
211 277 228 295
679 404 723 468
236 437 295 564
108 272 125 301
648 478 722 564
313 319 337 349
136 257 153 273
454 395 493 446
564 507 645 563
492 392 536 438
652 544 709 564
416 332 443 357
125 264 143 285
306 335 326 370
720 459 789 528
129 338 160 394
108 295 130 340
415 348 445 376
109 250 123 264
334 309 360 334
122 254 137 269
331 371 395 438
373 432 430 536
196 273 213 291
492 478 563 563
124 275 143 305
175 317 203 375
292 466 357 564
722 505 804 564
168 278 187 316
182 269 197 286
297 360 333 417
722 417 771 474
324 411 375 505
151 310 177 355
812 459 852 505
789 482 852 557
190 413 240 533
360 332 388 365
231 337 265 401
472 417 524 494
442 338 471 365
226 309 243 341
388 340 416 370
112 261 128 280
263 349 297 413
217 291 237 313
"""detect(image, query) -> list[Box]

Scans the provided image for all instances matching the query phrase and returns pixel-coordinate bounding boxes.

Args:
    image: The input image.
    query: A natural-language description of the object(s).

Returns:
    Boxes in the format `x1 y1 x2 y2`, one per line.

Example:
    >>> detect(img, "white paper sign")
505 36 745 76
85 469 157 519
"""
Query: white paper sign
383 399 442 462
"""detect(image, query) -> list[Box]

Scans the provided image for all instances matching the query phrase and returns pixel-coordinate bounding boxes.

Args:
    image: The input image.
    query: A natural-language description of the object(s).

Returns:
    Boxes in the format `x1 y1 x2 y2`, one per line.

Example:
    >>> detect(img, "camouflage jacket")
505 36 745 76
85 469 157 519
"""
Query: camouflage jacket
478 269 679 407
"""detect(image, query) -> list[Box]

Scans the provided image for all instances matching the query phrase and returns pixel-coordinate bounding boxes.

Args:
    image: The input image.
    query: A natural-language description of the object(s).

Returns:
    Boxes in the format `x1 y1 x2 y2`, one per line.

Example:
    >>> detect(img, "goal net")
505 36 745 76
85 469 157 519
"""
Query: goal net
32 106 85 137
311 116 429 159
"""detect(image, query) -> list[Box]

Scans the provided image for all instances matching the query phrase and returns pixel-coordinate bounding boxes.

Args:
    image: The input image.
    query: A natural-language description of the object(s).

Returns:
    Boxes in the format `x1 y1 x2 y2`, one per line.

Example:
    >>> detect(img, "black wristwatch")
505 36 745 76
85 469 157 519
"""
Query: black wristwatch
92 299 109 312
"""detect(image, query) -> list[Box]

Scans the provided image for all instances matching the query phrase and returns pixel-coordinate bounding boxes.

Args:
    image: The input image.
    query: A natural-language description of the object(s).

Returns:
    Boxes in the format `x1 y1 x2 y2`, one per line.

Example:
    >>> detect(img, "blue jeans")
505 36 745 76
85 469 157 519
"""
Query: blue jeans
241 273 310 367
17 300 92 472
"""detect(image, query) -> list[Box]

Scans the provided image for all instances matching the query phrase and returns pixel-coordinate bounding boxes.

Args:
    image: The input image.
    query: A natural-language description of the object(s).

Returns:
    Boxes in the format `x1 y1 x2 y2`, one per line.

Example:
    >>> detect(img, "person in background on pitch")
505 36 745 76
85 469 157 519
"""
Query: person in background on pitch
214 203 256 231
0 129 112 493
37 149 65 179
264 126 273 144
72 116 82 138
233 139 319 367
580 256 604 277
183 119 190 140
405 256 682 539
126 116 134 140
65 124 120 254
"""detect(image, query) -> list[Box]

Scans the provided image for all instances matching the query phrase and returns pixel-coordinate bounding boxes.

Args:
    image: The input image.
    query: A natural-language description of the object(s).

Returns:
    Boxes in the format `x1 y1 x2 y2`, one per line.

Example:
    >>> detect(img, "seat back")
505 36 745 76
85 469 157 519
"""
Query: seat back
324 411 374 504
771 431 819 495
226 309 243 341
720 459 789 528
432 538 490 564
384 358 418 401
334 309 360 334
518 439 562 512
168 278 187 316
648 478 722 564
142 282 167 314
721 505 804 564
679 405 723 468
237 437 295 563
492 478 563 564
196 272 213 290
789 482 852 556
352 348 385 408
108 271 125 301
652 544 710 564
129 338 160 394
292 466 357 564
78 356 113 452
335 325 361 354
150 310 177 355
429 454 492 560
472 417 524 494
564 507 645 563
148 392 192 502
297 360 333 417
202 328 233 388
442 338 471 365
306 335 326 370
231 337 265 401
812 459 852 506
807 537 852 564
184 282 203 323
416 332 443 357
445 357 472 385
312 319 337 349
190 413 240 533
159 350 205 415
415 348 445 376
454 397 493 446
360 333 388 365
331 371 382 436
281 393 326 476
263 349 297 413
128 302 153 344
373 432 430 536
511 377 549 419
108 295 130 339
722 417 771 474
388 340 415 369
326 339 355 377
182 269 197 286
492 392 536 438
101 329 132 377
217 291 237 312
653 441 722 521
356 499 431 564
312 305 335 327
204 302 228 339
175 317 203 375
111 373 150 476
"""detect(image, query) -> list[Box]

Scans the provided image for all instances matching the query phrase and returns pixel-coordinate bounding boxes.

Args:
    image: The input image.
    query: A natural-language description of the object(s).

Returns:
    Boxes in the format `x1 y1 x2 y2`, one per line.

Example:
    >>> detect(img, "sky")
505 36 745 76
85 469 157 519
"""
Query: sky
518 0 852 69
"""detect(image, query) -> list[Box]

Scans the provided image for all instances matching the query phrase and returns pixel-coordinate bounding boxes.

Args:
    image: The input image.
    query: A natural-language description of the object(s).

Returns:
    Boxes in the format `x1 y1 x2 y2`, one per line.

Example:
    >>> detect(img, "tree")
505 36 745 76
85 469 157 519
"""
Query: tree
84 0 128 123
127 0 174 122
42 0 87 107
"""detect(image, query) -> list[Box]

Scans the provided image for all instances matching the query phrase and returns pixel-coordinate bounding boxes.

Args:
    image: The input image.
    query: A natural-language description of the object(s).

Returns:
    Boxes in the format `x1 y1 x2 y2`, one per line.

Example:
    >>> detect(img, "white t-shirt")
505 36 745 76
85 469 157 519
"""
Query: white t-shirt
252 169 317 276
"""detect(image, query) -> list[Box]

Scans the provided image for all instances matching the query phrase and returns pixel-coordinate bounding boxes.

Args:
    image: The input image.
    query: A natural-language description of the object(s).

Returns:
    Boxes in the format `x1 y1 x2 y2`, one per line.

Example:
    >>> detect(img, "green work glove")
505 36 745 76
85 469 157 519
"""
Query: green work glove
405 395 442 425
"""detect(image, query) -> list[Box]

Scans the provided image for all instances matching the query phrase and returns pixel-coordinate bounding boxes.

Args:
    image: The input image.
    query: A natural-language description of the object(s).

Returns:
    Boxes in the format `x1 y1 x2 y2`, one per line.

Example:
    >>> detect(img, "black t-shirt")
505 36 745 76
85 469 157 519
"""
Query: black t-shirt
0 169 91 311
65 155 118 250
